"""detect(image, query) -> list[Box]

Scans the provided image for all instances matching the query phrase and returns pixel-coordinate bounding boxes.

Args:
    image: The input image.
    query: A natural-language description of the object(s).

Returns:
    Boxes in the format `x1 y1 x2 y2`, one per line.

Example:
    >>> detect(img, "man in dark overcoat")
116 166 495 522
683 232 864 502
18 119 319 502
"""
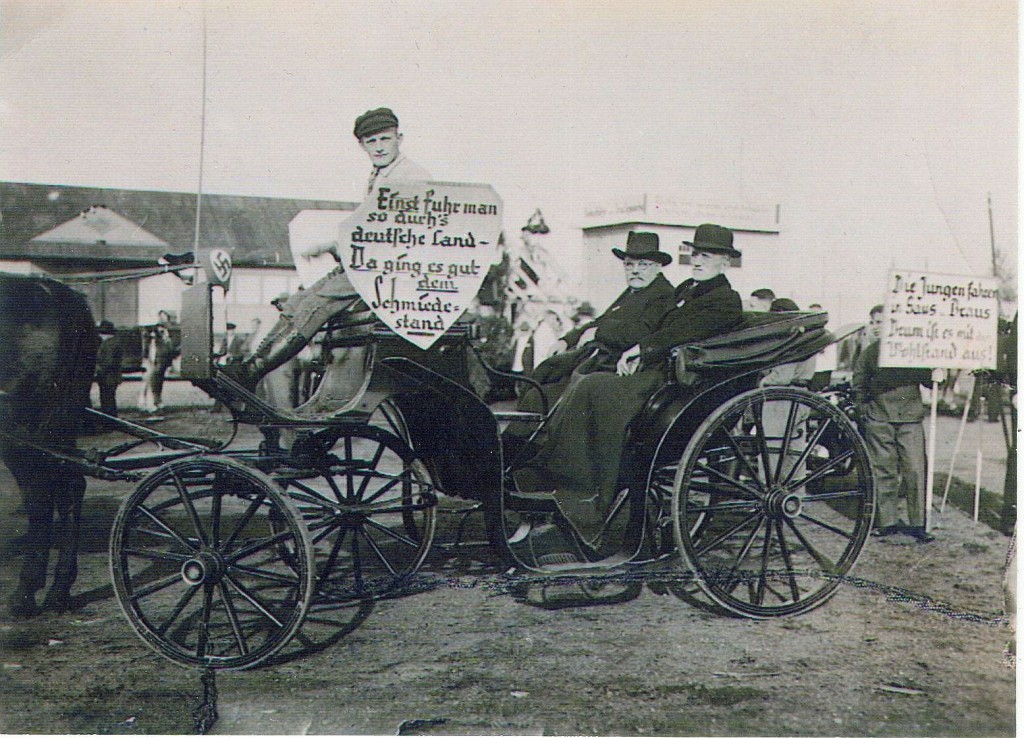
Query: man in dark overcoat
94 320 123 418
516 224 743 548
506 232 675 443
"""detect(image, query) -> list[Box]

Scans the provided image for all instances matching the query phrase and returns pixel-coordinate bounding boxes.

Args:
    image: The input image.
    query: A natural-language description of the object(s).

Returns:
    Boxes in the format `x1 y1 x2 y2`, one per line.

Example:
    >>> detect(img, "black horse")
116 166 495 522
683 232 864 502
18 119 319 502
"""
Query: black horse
0 274 98 616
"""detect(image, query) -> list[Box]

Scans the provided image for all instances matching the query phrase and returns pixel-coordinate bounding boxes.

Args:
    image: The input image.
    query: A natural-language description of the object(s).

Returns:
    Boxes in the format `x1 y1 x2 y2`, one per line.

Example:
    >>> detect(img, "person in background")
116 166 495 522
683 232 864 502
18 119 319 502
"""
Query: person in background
748 288 776 312
224 107 429 392
760 298 816 387
852 304 935 543
94 320 123 418
147 316 178 413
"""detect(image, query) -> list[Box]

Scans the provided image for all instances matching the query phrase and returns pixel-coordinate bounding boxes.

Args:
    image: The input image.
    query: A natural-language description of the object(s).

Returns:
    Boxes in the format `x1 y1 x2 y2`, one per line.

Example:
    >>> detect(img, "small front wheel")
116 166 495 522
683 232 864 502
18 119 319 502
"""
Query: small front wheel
110 457 315 670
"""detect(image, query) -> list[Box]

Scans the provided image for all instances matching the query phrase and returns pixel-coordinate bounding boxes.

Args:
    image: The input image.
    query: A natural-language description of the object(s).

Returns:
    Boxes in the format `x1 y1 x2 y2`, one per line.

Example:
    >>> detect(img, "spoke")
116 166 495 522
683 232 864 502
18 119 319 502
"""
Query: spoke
694 462 764 499
344 436 355 500
123 548 193 564
323 468 344 503
718 518 765 596
222 574 286 628
783 516 837 573
321 526 350 579
360 472 409 505
774 399 801 483
693 510 761 556
750 399 776 486
802 488 868 503
787 450 856 491
135 506 199 553
217 583 250 656
357 527 400 577
774 519 801 603
220 496 266 554
720 429 766 492
754 520 774 605
355 442 387 500
796 510 854 540
171 470 209 547
228 562 303 586
129 572 184 601
781 416 833 488
688 498 760 514
155 585 200 635
196 585 214 659
285 480 339 507
210 492 223 548
228 528 304 563
363 516 420 549
352 530 363 590
310 519 342 545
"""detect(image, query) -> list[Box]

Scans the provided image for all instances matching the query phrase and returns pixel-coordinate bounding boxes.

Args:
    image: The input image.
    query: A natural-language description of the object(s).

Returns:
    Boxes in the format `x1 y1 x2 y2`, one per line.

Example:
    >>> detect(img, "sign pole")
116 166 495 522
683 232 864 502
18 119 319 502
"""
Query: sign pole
940 372 977 513
925 371 942 533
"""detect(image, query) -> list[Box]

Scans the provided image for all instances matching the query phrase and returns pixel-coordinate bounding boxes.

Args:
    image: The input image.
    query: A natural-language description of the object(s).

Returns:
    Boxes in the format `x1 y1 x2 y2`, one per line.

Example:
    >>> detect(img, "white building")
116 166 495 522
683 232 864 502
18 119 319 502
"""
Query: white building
580 195 782 312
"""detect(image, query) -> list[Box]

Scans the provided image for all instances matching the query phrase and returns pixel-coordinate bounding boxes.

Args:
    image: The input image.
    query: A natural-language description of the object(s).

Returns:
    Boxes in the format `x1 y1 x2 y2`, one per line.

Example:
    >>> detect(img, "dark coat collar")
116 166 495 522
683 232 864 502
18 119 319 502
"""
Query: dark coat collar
675 273 731 302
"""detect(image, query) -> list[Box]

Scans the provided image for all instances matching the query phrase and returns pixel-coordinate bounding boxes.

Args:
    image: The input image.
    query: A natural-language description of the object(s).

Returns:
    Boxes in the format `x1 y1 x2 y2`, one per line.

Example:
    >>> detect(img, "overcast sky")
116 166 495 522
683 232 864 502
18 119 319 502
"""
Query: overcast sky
0 0 1016 322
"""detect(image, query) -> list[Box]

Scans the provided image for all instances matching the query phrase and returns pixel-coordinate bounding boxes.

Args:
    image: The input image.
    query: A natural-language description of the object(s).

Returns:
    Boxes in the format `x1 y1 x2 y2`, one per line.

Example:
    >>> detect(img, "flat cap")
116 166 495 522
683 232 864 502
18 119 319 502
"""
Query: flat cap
353 107 399 139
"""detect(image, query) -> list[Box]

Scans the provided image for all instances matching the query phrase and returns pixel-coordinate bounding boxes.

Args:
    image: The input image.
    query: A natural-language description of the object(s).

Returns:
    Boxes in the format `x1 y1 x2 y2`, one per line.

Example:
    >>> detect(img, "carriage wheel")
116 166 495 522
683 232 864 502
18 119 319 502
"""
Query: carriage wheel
277 426 436 601
671 387 874 618
110 457 314 670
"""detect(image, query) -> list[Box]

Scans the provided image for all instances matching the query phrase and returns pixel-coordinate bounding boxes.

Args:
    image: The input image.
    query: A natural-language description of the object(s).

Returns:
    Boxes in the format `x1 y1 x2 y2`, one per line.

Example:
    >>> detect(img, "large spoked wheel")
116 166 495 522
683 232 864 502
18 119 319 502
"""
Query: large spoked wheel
671 386 874 618
110 457 315 670
276 426 437 601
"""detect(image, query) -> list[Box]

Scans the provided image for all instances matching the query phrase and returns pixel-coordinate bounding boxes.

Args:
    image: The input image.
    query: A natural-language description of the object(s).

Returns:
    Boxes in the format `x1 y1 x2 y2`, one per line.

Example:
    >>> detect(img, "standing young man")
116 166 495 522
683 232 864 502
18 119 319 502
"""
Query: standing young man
225 108 430 391
852 304 935 543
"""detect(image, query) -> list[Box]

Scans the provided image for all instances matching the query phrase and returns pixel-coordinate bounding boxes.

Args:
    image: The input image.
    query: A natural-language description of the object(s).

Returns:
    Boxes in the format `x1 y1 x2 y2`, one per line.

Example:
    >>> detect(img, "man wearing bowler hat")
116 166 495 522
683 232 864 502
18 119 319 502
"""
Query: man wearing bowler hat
506 232 675 446
94 320 123 418
515 224 743 553
224 108 429 392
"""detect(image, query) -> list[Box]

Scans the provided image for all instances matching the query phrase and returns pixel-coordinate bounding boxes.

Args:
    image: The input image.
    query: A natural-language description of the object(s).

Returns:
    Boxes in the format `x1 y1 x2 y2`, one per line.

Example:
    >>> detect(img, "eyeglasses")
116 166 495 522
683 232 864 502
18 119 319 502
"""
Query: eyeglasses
623 259 658 270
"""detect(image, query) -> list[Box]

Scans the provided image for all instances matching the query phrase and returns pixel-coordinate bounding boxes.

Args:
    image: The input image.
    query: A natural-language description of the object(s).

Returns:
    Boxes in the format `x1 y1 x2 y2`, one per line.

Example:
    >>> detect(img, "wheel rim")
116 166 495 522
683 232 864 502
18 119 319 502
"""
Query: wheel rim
278 427 436 601
109 457 314 670
672 387 874 618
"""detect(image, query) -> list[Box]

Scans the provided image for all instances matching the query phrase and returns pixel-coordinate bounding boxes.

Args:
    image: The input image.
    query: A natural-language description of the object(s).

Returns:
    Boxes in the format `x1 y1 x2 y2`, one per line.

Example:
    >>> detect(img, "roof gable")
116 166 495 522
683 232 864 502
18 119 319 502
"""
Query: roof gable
31 205 168 247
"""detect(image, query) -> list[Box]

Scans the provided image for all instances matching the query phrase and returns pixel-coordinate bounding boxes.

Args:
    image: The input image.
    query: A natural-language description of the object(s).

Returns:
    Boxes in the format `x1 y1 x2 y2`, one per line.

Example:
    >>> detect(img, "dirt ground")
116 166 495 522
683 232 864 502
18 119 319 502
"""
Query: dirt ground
0 409 1015 736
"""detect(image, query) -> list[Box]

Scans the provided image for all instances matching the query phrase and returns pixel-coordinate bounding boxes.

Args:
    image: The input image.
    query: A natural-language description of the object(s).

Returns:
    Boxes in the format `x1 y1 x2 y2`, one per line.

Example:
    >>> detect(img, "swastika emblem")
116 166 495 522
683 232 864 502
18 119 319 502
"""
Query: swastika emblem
207 249 232 285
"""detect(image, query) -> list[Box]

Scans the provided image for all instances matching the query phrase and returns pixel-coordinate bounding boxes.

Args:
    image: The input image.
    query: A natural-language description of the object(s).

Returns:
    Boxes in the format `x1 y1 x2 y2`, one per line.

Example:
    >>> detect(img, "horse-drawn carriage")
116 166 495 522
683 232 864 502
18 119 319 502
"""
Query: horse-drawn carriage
2 270 875 672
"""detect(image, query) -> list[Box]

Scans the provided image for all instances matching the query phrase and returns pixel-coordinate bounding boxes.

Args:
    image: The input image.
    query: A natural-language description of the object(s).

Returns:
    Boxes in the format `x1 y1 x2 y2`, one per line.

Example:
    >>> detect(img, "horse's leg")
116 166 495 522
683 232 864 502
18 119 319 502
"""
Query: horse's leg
6 450 54 617
42 467 85 613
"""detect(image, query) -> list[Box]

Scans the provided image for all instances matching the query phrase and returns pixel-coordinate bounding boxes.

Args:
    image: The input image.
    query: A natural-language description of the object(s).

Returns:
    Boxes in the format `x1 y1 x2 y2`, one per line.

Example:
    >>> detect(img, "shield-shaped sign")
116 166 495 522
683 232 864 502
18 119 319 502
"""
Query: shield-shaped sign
203 248 232 289
332 181 503 349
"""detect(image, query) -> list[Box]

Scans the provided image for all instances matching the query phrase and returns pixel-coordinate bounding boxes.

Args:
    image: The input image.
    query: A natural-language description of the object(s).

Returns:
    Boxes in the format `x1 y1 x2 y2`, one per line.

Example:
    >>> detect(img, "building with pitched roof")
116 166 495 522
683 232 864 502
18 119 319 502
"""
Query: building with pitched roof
0 181 357 330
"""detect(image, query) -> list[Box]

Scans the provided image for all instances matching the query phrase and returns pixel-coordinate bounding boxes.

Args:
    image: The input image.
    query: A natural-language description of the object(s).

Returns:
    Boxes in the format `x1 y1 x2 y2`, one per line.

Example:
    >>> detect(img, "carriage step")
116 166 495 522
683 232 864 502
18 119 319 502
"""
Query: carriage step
507 490 559 513
493 411 544 423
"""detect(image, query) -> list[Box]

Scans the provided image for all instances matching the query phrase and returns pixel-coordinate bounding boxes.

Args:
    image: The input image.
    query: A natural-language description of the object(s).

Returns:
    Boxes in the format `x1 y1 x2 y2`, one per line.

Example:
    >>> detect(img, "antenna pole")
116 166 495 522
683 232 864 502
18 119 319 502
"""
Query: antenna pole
192 3 208 254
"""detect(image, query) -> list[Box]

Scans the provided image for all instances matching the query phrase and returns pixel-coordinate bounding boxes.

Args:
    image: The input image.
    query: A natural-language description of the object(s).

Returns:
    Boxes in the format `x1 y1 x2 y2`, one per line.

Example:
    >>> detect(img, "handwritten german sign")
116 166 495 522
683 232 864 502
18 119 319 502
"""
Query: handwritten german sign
339 181 503 349
880 270 1000 369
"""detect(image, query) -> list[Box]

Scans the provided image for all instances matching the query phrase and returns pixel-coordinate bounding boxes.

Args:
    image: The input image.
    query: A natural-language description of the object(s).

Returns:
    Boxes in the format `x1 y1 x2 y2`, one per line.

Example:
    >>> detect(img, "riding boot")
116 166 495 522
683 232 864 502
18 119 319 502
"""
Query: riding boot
222 331 307 392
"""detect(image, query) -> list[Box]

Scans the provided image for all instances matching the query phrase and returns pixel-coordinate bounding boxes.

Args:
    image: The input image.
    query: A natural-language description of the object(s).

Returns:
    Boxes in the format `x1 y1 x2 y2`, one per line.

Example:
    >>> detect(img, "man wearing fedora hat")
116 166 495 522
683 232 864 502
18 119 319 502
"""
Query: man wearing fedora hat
505 232 675 447
515 223 743 552
94 320 123 418
225 108 429 393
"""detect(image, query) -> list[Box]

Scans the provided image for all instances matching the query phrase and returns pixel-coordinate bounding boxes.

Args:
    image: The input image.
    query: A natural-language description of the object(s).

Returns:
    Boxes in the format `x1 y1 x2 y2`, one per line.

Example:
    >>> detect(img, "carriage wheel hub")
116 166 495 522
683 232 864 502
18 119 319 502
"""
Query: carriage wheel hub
181 550 224 586
765 487 802 518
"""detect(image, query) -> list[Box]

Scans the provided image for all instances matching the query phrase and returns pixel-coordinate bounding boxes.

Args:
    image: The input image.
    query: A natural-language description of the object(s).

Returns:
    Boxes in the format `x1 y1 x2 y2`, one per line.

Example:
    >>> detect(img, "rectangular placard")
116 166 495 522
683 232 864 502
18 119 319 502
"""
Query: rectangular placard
880 270 1000 369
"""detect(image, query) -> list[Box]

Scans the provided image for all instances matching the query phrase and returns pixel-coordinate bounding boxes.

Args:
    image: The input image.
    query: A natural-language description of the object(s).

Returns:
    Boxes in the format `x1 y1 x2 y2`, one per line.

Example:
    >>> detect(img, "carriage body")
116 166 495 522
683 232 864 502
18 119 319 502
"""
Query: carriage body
106 282 876 669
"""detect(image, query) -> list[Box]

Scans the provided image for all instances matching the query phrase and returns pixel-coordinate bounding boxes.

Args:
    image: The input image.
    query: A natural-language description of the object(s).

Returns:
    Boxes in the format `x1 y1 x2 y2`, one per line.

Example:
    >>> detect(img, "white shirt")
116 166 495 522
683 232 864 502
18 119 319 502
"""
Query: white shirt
366 154 432 194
